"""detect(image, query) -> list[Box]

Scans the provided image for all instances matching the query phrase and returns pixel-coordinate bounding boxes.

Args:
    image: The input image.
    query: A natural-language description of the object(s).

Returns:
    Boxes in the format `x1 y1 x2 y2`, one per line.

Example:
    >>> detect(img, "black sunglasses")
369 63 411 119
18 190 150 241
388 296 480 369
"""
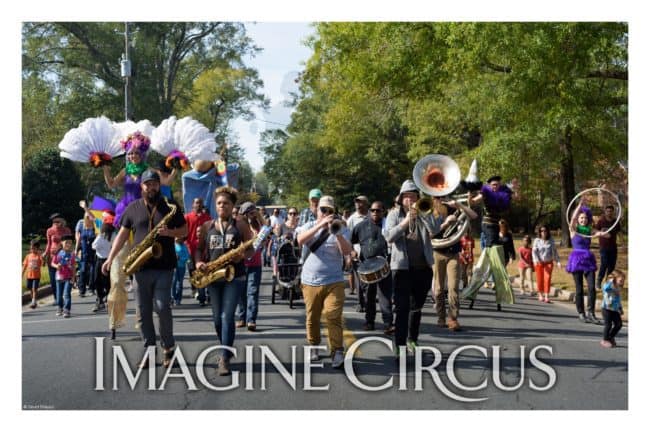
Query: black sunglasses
288 212 297 215
370 208 383 213
319 207 334 214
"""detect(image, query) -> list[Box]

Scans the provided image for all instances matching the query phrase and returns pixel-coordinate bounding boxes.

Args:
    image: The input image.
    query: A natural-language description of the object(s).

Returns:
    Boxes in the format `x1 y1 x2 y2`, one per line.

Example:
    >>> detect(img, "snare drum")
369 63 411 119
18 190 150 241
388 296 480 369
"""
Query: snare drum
357 256 390 284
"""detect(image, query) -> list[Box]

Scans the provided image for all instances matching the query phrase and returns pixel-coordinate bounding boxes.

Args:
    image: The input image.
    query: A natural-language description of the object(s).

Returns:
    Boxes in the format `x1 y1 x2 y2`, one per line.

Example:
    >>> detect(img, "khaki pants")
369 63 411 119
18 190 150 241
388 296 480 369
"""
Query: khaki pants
433 250 460 321
301 281 346 353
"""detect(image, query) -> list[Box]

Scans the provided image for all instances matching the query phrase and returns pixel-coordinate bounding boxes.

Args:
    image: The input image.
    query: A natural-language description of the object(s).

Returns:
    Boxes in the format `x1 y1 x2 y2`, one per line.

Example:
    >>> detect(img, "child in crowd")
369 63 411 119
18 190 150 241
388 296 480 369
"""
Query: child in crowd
600 269 625 348
172 236 190 306
23 240 44 309
459 227 475 289
91 213 116 312
517 235 534 294
51 235 76 317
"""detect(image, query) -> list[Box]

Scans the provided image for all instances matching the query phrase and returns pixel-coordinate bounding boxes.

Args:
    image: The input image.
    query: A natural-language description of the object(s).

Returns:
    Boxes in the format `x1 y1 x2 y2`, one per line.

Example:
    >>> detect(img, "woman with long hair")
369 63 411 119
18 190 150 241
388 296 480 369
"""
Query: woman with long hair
532 225 561 303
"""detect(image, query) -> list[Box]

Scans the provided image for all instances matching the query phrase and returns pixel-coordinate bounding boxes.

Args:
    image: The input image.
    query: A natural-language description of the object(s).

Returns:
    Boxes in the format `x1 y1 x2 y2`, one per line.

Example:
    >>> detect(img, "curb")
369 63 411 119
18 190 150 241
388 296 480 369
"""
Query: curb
21 284 54 306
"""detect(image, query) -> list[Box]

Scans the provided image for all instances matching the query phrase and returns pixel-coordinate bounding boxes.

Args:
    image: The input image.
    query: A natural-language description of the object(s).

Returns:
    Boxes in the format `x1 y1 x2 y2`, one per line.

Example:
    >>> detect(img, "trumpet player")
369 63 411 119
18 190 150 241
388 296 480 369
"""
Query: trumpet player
431 196 477 332
102 170 187 369
195 186 254 376
385 180 441 357
296 195 352 369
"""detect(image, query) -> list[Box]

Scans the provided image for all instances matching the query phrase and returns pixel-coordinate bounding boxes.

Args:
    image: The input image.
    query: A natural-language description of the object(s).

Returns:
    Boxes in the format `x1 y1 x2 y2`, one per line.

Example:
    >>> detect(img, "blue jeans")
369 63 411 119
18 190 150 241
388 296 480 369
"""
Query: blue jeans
208 277 245 359
171 265 186 304
56 279 72 311
78 257 95 294
236 266 262 324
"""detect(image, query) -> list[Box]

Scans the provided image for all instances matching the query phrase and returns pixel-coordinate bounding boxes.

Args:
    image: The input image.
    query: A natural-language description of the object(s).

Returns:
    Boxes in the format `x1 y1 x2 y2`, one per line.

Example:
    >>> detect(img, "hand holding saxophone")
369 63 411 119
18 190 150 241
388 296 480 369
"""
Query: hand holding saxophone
156 224 174 237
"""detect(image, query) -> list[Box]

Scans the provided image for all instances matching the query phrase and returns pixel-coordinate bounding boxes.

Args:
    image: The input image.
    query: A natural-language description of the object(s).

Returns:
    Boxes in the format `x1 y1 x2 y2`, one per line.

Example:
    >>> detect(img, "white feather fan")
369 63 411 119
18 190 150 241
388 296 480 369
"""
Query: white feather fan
150 116 217 169
59 116 122 166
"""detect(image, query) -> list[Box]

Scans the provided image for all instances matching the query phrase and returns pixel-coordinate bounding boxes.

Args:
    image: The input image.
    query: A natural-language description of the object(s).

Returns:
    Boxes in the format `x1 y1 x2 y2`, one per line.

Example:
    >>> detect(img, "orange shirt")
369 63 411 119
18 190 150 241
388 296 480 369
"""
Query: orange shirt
23 252 43 280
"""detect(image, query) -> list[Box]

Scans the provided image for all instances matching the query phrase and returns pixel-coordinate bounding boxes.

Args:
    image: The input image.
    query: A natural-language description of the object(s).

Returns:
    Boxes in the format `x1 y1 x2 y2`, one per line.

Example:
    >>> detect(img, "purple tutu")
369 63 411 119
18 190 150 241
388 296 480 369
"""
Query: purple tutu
566 235 596 273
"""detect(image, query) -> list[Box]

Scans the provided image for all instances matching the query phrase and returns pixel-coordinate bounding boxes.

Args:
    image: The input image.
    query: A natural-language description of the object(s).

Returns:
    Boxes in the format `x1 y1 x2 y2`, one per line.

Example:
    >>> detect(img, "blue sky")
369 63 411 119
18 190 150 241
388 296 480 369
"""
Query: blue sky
232 22 315 172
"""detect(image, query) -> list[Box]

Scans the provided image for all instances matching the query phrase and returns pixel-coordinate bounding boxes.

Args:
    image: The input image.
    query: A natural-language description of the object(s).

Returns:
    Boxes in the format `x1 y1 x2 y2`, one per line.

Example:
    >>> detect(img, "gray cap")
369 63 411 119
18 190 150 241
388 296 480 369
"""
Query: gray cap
239 201 256 215
141 169 161 183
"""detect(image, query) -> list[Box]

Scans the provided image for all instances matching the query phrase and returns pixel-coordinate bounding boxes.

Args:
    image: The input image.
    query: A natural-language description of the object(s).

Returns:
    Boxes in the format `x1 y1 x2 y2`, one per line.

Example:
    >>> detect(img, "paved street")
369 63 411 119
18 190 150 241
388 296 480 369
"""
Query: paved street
22 267 627 410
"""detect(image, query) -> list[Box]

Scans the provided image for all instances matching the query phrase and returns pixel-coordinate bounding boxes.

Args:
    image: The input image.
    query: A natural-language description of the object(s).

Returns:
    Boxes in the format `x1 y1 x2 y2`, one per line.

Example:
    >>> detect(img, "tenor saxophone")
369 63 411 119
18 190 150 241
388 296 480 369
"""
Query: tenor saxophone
122 198 177 276
190 225 272 288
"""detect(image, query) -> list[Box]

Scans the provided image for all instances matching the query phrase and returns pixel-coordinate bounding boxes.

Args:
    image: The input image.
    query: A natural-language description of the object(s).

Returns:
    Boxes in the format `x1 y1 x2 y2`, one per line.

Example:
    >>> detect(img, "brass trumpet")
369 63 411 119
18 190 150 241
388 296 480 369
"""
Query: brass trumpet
412 198 433 215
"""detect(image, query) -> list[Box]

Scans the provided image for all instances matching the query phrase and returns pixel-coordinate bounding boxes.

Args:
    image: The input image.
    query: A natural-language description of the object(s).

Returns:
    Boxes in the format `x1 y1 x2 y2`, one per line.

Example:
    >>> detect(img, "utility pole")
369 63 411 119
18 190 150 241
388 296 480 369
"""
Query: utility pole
120 22 132 121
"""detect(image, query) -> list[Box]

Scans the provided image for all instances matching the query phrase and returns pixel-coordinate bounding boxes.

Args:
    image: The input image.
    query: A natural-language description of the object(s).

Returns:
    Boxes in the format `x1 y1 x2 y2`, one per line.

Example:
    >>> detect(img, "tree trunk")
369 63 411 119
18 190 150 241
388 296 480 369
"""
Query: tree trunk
559 127 575 247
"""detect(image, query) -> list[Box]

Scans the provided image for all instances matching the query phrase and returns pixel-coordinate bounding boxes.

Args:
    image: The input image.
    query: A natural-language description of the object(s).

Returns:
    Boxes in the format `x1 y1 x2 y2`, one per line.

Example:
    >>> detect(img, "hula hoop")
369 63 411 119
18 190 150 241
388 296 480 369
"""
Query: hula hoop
565 187 622 238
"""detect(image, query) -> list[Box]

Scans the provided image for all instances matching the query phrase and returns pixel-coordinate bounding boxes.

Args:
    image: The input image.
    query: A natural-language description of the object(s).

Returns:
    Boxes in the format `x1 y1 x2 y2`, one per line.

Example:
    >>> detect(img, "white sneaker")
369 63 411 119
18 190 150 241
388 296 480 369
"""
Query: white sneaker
331 349 345 369
309 347 320 362
56 309 63 316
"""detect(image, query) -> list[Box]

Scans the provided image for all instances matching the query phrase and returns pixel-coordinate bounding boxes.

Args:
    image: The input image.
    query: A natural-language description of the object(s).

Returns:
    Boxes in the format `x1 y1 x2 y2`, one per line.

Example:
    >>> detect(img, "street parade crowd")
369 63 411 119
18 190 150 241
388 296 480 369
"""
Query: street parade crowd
22 117 626 375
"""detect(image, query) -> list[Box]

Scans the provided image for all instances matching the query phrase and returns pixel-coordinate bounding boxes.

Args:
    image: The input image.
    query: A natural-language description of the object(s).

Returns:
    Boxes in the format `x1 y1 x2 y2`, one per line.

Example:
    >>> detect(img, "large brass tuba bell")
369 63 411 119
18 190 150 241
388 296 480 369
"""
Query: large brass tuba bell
412 154 461 197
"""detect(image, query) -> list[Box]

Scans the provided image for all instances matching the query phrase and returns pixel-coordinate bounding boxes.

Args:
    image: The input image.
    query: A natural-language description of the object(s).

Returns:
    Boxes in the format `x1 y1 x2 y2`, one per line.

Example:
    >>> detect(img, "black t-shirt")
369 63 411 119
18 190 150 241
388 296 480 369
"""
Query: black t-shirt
350 218 388 261
120 197 186 270
497 232 516 262
206 218 246 279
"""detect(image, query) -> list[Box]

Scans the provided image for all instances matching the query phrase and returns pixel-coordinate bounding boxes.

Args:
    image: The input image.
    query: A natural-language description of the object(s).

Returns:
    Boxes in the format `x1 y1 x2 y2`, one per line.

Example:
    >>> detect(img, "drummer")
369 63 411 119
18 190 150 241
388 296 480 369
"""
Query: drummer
350 201 394 334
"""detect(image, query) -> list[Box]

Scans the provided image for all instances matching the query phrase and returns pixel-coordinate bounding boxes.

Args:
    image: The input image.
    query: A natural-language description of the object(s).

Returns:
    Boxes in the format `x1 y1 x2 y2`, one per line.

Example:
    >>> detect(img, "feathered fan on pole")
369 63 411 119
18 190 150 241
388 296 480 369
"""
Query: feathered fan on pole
59 116 123 167
150 116 217 170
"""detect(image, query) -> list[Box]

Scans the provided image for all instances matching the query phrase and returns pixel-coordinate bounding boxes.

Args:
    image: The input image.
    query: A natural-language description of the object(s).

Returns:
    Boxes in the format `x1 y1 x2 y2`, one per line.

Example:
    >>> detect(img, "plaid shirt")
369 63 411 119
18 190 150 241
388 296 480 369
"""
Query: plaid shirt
298 207 317 227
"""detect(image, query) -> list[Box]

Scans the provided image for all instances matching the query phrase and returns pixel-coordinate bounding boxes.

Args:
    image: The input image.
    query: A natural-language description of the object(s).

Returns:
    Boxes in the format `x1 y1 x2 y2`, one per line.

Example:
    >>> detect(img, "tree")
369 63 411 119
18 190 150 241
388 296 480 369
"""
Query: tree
23 147 85 238
22 22 259 123
264 22 627 242
178 66 269 143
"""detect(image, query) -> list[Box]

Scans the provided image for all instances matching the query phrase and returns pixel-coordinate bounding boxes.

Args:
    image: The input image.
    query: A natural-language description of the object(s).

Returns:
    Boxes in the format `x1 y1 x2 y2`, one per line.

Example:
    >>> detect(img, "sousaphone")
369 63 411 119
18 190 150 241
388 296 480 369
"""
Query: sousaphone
413 154 475 249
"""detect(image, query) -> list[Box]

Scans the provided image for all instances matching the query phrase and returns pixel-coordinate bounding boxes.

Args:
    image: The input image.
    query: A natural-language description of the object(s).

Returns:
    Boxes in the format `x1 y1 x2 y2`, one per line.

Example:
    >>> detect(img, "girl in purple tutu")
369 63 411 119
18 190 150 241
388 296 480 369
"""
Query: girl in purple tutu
567 199 610 323
102 131 151 226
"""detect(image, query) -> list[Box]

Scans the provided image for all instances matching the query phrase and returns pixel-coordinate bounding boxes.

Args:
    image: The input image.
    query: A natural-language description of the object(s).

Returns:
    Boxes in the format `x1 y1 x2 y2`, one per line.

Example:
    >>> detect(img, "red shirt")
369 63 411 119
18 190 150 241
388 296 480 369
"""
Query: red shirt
518 246 533 269
245 249 263 268
459 236 475 264
52 250 75 280
595 217 620 250
45 225 72 257
185 211 212 260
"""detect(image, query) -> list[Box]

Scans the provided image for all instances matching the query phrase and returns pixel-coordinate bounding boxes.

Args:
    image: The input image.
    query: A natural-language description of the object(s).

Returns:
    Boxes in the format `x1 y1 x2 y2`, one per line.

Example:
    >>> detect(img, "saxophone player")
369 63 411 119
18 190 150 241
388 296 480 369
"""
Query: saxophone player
195 186 254 376
102 170 187 369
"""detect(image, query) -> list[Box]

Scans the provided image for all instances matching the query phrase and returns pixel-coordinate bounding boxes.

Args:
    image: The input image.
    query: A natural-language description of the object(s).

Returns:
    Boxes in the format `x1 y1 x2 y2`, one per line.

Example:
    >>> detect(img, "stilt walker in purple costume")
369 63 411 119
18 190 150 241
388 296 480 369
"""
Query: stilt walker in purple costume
461 175 519 310
566 199 610 324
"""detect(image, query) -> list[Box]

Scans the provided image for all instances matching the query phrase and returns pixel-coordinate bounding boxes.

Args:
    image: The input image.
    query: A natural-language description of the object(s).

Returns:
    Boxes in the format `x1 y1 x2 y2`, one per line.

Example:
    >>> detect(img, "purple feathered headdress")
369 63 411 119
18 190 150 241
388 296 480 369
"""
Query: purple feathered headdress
481 184 512 212
121 131 151 154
